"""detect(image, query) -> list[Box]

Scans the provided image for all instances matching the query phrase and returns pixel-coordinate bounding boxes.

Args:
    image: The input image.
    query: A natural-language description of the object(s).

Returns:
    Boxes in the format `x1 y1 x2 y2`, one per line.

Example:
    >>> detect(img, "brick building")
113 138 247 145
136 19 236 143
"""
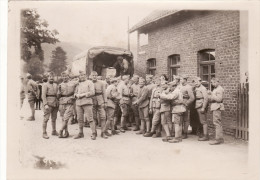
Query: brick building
129 10 248 135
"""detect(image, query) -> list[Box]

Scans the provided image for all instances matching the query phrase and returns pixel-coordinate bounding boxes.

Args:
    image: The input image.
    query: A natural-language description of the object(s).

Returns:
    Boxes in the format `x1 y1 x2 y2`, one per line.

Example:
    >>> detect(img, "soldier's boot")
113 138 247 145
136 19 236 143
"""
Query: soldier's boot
58 130 64 138
168 122 174 137
59 121 66 138
182 133 188 139
104 131 112 137
64 124 69 138
169 124 182 143
153 125 162 138
112 130 120 135
209 138 224 145
91 132 97 140
143 120 151 136
143 131 155 137
119 117 126 133
89 121 97 140
74 126 84 139
101 132 108 139
51 121 59 136
199 124 209 141
136 121 145 135
162 136 173 142
133 116 140 131
42 122 49 139
162 124 171 138
183 122 189 139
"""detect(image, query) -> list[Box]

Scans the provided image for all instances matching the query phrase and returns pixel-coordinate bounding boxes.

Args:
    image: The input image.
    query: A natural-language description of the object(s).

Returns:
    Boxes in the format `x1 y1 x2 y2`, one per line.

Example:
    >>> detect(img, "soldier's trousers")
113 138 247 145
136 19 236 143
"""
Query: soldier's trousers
93 104 106 132
59 104 74 122
151 108 161 133
131 104 139 127
213 110 223 140
76 104 96 133
183 109 190 133
196 107 207 125
161 111 172 137
119 103 129 128
105 107 115 131
43 106 58 132
138 106 150 132
172 113 183 139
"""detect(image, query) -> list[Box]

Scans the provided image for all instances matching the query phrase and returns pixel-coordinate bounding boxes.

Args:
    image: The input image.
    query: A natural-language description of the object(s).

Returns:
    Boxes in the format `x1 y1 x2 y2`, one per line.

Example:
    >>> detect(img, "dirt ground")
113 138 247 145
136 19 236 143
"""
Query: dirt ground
18 109 249 180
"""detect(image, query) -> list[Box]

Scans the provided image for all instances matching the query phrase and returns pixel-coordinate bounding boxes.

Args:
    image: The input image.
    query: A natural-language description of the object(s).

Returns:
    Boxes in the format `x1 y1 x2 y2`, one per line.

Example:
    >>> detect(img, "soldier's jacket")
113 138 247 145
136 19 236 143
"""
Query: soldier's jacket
159 89 171 113
146 83 157 98
20 82 26 99
27 79 38 97
160 88 186 114
117 82 130 105
74 80 95 106
195 84 208 109
136 86 149 108
42 82 58 107
209 85 225 111
106 84 120 109
181 83 195 106
92 80 107 106
149 86 162 109
58 80 78 105
130 83 140 102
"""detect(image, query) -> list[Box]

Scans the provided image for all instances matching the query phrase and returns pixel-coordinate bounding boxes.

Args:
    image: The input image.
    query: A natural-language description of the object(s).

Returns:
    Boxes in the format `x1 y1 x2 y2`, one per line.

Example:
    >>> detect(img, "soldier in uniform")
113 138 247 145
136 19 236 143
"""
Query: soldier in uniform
117 75 131 133
74 71 97 140
104 77 121 135
180 75 195 139
144 76 162 137
208 78 225 145
57 71 78 138
160 83 174 142
26 73 38 121
20 76 26 109
91 71 108 139
129 75 140 131
42 72 59 139
194 77 209 141
160 80 186 143
133 77 150 136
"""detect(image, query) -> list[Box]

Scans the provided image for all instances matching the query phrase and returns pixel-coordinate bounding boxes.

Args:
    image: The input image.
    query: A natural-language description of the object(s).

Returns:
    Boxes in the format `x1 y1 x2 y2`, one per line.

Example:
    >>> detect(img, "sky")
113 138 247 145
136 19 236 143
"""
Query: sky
30 2 158 51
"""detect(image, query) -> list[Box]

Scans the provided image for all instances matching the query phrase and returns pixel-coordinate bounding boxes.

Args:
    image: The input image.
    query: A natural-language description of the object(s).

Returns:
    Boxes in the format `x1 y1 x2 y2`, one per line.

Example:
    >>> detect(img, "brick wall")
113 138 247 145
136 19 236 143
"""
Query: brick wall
135 11 240 135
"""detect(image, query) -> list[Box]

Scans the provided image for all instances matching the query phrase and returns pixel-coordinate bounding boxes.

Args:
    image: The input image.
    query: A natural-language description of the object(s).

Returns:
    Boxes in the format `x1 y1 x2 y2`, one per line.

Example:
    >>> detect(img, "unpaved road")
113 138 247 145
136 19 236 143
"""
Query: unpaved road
17 109 248 180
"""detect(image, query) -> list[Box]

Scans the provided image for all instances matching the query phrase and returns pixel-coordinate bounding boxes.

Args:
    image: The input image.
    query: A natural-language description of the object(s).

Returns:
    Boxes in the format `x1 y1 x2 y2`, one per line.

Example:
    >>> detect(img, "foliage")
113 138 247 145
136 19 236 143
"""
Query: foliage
21 9 59 62
23 54 44 81
49 47 67 76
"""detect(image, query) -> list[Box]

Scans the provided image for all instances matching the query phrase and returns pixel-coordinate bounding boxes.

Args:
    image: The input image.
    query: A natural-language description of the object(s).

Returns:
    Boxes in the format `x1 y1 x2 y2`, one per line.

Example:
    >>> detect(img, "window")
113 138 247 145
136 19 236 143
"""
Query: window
198 49 216 90
147 58 156 75
139 33 148 46
168 54 180 81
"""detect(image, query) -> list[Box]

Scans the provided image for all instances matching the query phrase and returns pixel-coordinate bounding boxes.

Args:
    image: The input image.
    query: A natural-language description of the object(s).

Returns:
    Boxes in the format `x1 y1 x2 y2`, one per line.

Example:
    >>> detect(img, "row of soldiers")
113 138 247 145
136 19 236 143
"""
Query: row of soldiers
22 70 225 145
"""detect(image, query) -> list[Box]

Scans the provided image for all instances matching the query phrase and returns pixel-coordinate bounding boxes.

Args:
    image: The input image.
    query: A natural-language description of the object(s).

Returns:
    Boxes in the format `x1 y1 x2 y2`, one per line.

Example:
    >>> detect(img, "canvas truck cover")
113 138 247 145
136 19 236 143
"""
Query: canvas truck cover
71 46 134 77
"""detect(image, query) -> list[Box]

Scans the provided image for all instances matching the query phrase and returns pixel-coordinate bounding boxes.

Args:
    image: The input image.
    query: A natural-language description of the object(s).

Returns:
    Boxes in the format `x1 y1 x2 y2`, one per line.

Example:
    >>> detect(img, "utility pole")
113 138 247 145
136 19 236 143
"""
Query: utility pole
127 16 130 50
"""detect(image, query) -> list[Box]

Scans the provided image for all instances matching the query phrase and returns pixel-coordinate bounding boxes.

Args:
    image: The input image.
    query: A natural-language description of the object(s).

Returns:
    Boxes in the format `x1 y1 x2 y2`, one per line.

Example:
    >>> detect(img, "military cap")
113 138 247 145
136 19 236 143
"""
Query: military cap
146 74 154 79
180 75 189 80
139 77 146 84
173 75 180 80
110 77 118 83
90 71 98 76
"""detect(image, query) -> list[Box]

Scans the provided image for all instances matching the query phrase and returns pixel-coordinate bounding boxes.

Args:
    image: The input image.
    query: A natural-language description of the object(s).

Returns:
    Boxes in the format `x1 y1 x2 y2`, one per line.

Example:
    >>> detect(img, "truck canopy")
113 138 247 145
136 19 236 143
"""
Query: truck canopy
71 46 134 78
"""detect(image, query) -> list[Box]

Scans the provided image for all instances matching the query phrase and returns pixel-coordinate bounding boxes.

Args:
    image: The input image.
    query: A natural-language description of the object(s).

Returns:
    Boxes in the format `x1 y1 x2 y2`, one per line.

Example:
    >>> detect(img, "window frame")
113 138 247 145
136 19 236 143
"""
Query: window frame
147 58 156 75
168 54 180 81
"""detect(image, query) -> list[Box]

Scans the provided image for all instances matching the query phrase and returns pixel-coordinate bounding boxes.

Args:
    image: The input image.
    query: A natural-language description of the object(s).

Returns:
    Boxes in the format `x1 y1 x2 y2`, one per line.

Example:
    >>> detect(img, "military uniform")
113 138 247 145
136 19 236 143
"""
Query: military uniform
27 78 38 120
180 81 195 138
209 85 225 144
57 79 78 138
130 78 140 131
42 81 59 139
195 82 209 141
74 79 97 140
161 84 186 143
92 79 108 137
135 80 150 135
20 81 26 108
117 77 131 132
105 79 120 135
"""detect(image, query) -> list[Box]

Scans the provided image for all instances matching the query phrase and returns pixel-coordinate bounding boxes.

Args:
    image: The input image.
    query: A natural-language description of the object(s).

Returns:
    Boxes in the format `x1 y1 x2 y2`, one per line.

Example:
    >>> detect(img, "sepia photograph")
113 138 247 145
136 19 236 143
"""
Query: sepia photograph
5 1 260 180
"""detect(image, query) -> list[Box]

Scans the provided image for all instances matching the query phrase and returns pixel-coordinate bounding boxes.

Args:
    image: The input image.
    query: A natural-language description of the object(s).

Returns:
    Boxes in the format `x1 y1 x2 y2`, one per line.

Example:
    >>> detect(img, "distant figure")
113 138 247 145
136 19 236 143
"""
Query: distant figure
20 76 26 109
35 81 42 110
113 56 129 76
26 73 38 121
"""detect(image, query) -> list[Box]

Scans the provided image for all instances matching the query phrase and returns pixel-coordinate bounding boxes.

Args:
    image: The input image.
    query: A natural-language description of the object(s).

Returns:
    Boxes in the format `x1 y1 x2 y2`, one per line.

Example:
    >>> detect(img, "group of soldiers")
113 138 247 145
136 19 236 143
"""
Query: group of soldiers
21 70 225 145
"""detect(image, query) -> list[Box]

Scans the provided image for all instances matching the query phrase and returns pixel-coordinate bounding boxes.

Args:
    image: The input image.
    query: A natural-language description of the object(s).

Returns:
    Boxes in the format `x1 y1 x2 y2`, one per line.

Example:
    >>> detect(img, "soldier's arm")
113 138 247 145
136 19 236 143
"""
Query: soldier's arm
202 88 209 109
136 87 149 104
117 85 123 99
186 86 195 106
42 84 48 106
74 84 79 98
160 91 178 101
102 82 107 103
212 88 224 103
149 89 156 109
86 81 95 97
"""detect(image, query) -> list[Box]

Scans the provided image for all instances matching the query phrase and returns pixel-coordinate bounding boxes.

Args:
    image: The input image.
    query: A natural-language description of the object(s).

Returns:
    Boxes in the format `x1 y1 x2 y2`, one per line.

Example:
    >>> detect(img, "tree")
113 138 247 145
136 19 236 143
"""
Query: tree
49 47 67 75
21 9 59 62
23 53 44 81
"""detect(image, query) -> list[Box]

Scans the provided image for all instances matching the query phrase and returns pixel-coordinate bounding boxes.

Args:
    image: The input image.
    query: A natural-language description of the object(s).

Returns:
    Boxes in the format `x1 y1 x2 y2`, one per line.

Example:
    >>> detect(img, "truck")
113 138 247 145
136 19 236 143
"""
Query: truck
70 46 134 78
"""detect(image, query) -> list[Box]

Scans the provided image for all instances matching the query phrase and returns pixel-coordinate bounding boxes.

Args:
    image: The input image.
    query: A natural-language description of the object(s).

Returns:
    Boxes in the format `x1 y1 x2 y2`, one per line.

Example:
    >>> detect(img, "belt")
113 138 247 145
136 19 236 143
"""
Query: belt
183 97 189 99
196 97 204 100
46 95 56 97
61 94 74 97
123 95 130 98
95 93 102 96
